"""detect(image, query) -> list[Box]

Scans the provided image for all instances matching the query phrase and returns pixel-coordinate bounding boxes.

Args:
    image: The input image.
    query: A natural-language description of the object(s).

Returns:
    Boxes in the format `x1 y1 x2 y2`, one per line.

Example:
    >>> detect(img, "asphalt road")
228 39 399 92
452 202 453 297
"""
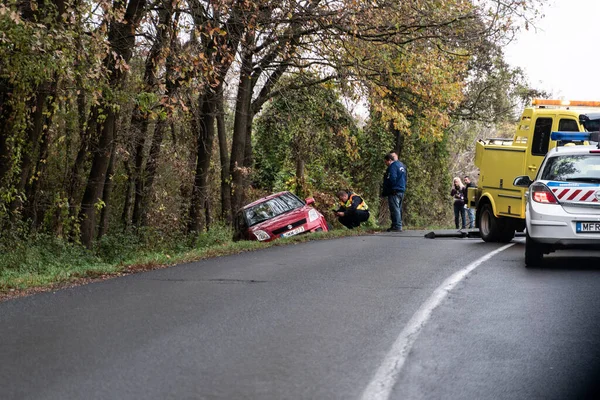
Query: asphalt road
2 232 600 400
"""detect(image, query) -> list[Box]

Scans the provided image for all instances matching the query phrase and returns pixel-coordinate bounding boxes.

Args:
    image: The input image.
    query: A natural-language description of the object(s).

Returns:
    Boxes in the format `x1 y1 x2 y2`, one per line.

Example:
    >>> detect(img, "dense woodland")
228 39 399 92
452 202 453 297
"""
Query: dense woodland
0 0 548 251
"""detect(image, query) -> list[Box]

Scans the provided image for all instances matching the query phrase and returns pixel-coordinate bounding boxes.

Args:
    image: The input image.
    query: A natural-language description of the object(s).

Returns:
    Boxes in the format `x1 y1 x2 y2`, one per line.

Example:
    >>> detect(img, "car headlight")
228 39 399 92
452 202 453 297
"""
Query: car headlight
253 230 270 241
308 209 320 222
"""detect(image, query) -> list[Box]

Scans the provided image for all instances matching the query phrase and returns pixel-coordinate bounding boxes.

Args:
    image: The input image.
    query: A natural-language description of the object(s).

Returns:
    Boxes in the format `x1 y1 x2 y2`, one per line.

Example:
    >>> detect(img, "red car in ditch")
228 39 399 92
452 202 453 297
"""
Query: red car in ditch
233 191 330 242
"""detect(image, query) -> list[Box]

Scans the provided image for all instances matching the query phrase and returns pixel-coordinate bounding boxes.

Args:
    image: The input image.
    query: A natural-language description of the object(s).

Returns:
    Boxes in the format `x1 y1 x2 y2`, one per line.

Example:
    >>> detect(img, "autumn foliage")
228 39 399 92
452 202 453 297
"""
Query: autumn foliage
0 0 544 251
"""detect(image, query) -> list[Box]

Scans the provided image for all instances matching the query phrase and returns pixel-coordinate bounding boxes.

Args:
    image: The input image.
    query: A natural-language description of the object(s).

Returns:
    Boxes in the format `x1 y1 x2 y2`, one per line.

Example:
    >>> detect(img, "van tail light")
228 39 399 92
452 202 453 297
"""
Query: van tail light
531 182 559 204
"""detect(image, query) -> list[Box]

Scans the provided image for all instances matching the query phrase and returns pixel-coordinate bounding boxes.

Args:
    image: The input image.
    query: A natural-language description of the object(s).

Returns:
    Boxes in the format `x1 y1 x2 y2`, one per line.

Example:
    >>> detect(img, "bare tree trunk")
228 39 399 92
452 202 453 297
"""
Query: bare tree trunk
240 115 253 208
229 41 254 215
121 158 133 229
130 117 150 227
26 113 52 229
204 198 211 231
378 197 390 226
0 80 14 186
0 133 10 187
98 142 117 239
67 68 92 225
79 109 117 246
216 91 231 224
11 86 49 216
295 158 306 198
140 119 166 227
391 120 405 158
24 80 59 227
188 90 217 233
179 99 197 229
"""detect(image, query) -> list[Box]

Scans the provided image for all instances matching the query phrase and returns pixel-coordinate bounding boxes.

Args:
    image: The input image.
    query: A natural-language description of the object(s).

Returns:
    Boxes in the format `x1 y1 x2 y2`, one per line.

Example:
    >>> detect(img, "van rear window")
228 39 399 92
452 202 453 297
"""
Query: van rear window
541 154 600 182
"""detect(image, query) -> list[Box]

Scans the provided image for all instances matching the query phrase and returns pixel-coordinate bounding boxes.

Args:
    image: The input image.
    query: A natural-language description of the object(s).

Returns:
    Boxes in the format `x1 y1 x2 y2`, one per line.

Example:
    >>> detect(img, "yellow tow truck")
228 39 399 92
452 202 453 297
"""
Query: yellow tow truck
469 99 600 242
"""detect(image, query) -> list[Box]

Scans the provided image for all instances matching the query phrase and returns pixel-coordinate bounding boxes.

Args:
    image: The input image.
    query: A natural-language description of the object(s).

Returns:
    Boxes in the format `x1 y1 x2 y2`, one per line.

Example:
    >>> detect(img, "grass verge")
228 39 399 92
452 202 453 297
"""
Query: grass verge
0 225 377 302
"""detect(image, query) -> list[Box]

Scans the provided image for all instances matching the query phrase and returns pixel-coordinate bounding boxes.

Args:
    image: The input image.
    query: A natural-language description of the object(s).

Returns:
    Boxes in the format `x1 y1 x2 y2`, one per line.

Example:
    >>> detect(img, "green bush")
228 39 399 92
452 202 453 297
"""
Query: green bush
194 222 234 249
0 233 100 275
94 233 143 264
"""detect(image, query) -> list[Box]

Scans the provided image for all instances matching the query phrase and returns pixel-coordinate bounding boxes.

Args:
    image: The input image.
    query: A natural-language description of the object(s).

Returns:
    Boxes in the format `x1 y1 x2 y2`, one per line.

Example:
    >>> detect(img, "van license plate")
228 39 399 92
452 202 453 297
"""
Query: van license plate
576 222 600 233
281 226 305 238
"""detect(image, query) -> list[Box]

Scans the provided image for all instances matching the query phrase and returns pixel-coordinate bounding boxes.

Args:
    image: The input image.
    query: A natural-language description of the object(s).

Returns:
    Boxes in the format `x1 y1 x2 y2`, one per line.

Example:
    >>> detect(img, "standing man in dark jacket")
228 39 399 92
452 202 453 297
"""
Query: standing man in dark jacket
463 175 476 228
334 190 370 229
382 153 407 232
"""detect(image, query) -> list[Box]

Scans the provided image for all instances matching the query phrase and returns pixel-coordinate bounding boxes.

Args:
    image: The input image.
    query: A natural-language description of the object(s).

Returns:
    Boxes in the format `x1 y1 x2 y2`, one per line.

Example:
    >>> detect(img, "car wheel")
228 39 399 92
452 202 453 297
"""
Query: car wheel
326 223 333 231
478 204 499 242
525 231 543 267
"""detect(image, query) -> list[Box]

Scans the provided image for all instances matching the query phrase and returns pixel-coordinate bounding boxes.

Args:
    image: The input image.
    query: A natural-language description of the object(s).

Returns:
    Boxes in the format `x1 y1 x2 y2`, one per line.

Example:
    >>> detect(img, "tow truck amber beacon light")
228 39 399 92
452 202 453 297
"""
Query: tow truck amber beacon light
532 99 600 108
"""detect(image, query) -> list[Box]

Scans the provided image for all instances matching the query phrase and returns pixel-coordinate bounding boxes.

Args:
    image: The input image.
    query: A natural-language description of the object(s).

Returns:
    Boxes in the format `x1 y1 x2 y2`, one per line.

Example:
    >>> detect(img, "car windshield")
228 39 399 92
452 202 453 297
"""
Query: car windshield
244 192 304 226
541 154 600 183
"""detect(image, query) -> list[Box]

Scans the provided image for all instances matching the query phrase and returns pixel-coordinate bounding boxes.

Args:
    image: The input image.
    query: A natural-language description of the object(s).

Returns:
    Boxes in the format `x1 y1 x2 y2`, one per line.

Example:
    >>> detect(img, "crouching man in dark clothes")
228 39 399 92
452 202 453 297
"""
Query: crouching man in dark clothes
334 190 370 229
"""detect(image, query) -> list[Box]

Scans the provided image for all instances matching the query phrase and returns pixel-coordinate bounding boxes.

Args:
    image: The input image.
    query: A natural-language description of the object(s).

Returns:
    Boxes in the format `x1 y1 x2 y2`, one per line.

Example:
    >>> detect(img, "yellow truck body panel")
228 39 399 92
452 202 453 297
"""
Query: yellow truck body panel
475 141 527 218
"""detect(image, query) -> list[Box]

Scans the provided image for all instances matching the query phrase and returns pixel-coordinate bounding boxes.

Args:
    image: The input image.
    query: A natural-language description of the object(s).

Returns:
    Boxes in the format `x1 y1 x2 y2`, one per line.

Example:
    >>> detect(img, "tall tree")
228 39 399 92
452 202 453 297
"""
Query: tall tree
186 0 246 233
129 1 177 228
215 90 231 223
78 0 149 247
0 0 72 220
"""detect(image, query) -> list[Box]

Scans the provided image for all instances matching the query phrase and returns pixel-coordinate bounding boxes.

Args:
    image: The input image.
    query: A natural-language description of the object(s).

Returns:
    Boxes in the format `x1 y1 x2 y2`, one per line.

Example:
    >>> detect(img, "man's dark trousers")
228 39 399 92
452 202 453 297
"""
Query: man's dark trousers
338 210 369 229
388 192 404 230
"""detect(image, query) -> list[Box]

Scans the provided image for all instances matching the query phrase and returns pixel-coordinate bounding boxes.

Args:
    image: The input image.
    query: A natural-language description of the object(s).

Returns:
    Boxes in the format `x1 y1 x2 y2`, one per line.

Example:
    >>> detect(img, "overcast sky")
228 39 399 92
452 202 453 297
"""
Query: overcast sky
504 0 600 101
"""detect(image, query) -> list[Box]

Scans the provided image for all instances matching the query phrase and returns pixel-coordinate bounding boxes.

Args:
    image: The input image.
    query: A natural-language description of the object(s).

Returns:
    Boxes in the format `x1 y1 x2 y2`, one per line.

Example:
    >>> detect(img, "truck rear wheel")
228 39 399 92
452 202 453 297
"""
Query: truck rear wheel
497 221 515 243
478 204 499 242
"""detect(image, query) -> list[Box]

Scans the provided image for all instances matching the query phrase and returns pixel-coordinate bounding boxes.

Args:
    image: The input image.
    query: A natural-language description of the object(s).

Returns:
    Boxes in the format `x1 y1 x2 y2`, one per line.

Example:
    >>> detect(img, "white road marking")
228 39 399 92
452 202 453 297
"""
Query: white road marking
360 242 516 400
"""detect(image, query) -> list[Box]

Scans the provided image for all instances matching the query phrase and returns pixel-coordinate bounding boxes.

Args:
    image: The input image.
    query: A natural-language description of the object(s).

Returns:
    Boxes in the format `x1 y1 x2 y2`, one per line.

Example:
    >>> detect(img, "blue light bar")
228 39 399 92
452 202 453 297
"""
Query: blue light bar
550 131 591 141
